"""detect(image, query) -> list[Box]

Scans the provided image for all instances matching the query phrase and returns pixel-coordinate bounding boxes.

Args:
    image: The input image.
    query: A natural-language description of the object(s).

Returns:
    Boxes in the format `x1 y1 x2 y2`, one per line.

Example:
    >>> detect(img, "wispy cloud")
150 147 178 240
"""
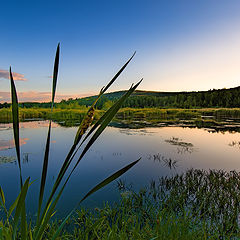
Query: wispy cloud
0 69 27 81
0 91 94 103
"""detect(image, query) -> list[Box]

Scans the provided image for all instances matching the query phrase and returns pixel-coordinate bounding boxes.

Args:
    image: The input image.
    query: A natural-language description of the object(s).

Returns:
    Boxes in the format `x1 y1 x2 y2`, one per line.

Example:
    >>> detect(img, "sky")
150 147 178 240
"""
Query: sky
1 0 240 102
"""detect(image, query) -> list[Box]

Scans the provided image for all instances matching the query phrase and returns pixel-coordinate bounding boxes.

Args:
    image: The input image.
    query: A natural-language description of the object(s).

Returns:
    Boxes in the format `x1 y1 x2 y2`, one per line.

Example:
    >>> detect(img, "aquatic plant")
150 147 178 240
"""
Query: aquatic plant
0 44 142 239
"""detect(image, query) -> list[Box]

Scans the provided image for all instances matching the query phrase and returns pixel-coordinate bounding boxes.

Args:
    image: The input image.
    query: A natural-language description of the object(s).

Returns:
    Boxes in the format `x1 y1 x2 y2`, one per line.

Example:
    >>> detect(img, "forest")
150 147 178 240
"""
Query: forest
1 86 240 109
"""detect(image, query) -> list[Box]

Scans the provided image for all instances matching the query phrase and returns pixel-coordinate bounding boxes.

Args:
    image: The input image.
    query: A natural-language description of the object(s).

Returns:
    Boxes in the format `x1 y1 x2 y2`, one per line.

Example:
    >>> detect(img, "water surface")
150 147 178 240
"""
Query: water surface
1 120 240 217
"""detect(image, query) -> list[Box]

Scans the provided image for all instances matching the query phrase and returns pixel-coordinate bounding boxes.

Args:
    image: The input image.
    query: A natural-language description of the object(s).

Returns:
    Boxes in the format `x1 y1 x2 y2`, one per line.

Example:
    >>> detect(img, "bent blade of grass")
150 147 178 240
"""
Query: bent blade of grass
37 44 60 225
81 80 142 147
51 158 140 240
56 79 142 201
74 79 142 168
41 54 138 223
10 67 22 186
46 81 142 237
38 79 142 235
74 51 136 146
12 177 30 240
101 51 136 94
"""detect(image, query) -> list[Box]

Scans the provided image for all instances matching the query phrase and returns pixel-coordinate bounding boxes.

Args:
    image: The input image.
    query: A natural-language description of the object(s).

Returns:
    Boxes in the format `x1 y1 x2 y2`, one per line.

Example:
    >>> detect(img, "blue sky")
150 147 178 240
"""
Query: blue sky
1 0 240 102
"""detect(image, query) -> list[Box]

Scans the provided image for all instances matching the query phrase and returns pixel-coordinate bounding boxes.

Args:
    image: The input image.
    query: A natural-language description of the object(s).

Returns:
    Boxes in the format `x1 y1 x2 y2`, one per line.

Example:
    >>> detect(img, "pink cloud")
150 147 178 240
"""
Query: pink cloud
0 91 94 103
0 69 27 81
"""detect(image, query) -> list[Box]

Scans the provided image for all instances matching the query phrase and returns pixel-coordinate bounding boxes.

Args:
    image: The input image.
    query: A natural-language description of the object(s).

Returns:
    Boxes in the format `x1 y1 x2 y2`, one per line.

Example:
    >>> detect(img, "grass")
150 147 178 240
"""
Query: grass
0 45 142 239
2 107 240 124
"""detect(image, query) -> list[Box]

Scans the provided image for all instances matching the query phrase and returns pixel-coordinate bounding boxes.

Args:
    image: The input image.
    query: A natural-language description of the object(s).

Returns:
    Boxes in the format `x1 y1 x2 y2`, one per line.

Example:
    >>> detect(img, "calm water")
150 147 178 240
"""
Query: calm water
1 120 240 218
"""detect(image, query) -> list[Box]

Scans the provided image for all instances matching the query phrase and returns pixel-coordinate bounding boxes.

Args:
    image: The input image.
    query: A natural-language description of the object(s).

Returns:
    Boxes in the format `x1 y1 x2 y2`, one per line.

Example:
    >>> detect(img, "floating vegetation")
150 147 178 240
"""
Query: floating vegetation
228 140 240 149
165 136 195 154
0 156 16 164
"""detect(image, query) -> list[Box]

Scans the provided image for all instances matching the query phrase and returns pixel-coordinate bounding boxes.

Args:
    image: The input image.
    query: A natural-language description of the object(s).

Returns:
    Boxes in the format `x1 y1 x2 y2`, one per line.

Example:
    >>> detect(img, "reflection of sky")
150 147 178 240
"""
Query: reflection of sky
1 121 240 218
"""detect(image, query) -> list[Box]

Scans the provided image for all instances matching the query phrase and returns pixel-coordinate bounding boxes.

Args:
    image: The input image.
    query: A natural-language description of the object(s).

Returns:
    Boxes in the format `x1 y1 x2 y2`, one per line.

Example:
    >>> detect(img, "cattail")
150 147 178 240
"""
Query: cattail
74 107 95 144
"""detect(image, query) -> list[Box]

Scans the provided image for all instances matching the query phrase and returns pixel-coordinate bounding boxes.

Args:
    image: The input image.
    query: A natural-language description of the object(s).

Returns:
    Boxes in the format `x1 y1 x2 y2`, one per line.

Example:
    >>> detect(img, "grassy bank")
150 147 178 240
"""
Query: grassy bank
2 107 240 123
1 169 239 239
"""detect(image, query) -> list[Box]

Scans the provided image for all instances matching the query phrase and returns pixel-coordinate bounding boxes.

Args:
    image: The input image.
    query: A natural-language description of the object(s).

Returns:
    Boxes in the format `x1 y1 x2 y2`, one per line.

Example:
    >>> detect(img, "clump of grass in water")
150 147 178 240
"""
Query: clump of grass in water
0 44 142 239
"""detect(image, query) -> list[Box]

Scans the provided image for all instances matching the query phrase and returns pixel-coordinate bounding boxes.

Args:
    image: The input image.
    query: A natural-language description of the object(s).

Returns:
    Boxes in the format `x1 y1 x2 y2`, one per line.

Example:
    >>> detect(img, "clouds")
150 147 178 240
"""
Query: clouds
0 91 92 103
0 69 27 81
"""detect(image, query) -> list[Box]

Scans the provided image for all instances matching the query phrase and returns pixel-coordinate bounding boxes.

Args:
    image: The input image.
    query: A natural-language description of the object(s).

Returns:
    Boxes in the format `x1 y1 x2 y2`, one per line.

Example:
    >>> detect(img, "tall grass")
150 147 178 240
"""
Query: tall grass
0 45 142 239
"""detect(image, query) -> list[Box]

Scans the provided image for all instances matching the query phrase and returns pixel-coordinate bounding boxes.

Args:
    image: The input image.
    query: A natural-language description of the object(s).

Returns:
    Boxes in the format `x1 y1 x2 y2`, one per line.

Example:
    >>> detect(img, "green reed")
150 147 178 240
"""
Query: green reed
0 45 142 239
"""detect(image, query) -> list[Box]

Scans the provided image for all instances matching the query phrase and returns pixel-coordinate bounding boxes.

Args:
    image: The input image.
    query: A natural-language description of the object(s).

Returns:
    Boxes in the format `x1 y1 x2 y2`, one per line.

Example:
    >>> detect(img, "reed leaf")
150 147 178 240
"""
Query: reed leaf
37 80 142 236
51 43 60 110
9 67 22 186
35 187 64 240
73 79 142 169
8 194 20 219
51 158 140 240
43 81 142 238
20 204 27 240
37 44 60 225
40 53 138 224
79 158 140 203
101 51 136 94
12 177 30 240
0 187 5 205
73 51 135 146
81 80 142 147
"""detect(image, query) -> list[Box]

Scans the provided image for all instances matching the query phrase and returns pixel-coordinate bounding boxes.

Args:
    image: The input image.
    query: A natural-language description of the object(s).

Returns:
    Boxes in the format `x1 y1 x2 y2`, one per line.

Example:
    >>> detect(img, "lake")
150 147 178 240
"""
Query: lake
1 120 240 218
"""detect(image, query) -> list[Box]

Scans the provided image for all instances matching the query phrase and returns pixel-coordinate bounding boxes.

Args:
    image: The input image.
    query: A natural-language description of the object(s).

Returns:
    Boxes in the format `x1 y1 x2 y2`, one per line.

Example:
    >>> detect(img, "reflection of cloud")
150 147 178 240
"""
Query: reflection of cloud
0 138 29 151
0 69 27 81
0 91 94 103
0 121 59 129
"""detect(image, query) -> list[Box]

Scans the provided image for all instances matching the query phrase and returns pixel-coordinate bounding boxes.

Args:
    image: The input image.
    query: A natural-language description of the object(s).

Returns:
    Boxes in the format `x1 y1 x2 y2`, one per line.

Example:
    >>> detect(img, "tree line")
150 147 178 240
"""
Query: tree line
1 87 240 109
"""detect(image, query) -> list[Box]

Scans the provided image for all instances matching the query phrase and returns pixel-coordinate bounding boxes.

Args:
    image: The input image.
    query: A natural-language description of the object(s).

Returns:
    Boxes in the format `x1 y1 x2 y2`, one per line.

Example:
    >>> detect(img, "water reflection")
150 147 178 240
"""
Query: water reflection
148 153 179 170
165 137 195 154
0 138 29 151
1 120 240 216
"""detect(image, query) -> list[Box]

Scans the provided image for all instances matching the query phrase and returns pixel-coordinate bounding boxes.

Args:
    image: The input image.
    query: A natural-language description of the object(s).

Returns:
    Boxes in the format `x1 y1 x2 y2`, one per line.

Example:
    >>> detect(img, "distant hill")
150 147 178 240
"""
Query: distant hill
56 87 240 109
1 87 240 109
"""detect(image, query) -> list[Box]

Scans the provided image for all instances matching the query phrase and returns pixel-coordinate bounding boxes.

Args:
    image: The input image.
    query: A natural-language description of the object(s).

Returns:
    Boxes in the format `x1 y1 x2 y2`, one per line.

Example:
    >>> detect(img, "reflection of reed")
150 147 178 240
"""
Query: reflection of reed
148 153 178 170
23 153 30 164
176 146 194 154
